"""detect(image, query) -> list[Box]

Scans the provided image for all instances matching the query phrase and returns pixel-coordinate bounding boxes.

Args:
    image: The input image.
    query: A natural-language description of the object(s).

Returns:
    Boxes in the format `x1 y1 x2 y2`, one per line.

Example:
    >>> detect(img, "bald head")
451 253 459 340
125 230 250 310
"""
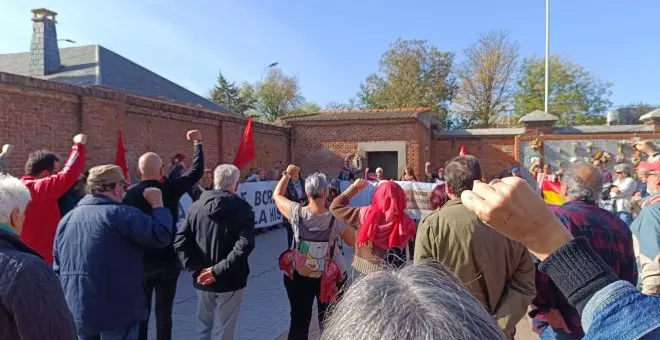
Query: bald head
138 152 163 180
562 162 603 202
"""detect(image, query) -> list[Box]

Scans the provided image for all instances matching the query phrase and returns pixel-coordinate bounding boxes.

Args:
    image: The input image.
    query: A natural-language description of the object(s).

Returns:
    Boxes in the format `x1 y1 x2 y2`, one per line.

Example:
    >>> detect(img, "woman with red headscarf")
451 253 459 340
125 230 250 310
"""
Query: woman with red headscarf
330 179 417 275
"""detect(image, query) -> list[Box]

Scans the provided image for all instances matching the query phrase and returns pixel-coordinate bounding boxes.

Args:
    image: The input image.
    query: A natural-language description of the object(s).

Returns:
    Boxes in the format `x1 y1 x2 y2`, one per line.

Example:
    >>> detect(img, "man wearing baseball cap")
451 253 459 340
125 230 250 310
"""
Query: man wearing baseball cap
53 165 175 338
630 160 660 296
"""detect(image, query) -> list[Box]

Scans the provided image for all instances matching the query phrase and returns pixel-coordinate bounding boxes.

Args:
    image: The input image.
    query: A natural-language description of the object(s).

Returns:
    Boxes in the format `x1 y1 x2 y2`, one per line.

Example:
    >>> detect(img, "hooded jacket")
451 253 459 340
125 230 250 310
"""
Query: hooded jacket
174 189 255 293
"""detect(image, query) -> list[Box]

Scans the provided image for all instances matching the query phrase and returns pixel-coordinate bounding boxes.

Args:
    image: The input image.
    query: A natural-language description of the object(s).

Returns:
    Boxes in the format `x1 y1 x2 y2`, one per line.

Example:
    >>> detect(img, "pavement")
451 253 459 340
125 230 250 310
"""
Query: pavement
148 227 538 340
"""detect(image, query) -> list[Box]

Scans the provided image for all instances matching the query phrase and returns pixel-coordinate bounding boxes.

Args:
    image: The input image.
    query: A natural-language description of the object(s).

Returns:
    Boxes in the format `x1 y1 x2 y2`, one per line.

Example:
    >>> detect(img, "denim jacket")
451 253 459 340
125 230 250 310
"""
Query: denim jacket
582 281 660 339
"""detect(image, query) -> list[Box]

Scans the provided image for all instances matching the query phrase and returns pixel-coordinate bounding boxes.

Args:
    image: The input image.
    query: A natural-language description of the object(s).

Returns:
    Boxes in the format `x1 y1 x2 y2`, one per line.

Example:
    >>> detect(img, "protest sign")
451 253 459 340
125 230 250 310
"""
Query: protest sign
339 181 438 220
237 181 283 229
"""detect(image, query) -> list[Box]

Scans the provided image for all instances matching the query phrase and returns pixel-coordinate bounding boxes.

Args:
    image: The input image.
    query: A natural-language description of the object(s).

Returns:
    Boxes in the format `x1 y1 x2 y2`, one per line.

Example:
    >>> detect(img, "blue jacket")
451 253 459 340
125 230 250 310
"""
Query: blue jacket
582 281 660 339
53 194 173 335
0 229 77 339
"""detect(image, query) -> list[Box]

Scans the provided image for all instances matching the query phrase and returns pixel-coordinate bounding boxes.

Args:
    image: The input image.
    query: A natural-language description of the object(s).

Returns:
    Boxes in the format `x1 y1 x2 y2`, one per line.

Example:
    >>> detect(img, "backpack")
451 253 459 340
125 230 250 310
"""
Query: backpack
278 214 343 302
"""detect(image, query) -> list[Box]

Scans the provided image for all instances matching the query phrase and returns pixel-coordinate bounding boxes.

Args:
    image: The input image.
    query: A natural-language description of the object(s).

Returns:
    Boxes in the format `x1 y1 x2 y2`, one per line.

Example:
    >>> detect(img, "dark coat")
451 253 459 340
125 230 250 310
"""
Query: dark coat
174 189 255 293
0 229 77 339
54 194 174 334
123 143 204 277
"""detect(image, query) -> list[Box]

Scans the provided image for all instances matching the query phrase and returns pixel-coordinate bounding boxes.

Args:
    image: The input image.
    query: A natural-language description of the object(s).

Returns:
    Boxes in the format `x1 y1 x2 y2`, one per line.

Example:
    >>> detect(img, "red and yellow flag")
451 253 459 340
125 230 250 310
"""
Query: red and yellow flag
542 181 564 206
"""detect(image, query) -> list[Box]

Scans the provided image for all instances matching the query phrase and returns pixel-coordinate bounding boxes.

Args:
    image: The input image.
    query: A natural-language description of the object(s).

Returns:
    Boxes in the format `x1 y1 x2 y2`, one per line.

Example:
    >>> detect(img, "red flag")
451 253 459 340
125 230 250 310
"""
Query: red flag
233 118 256 168
115 129 131 185
459 144 467 156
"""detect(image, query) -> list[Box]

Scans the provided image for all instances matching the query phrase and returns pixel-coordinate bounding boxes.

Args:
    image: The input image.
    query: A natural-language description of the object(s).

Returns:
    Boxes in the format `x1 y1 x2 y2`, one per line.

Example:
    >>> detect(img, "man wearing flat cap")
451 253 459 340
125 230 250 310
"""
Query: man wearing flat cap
54 165 175 339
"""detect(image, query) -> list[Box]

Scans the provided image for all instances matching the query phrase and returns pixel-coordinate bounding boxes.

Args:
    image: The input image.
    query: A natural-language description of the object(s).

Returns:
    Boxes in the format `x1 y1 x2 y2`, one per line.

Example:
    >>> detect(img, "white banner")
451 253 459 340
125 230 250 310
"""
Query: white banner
237 181 282 229
339 181 439 220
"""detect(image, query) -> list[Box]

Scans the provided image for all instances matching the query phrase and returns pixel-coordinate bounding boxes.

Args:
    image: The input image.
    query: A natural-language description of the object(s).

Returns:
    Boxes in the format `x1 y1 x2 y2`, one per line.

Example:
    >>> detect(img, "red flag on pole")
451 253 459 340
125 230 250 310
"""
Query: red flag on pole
115 129 131 185
233 118 256 169
459 144 467 156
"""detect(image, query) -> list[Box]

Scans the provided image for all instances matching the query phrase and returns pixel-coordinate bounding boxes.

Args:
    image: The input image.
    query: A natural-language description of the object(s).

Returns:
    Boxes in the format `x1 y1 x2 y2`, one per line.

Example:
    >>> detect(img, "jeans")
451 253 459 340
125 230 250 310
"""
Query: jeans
283 272 329 340
138 272 179 340
197 289 244 340
540 326 578 340
78 323 139 340
618 212 633 226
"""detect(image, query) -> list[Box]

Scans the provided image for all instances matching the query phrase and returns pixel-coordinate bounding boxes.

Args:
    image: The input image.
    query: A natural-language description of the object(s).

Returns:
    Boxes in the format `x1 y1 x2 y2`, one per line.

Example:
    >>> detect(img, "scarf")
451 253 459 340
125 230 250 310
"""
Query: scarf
358 181 416 249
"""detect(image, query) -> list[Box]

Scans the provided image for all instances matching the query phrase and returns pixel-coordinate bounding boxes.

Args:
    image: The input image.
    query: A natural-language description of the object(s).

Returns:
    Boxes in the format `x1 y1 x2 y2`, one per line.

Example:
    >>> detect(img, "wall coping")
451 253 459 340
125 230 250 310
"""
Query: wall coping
435 124 652 139
0 72 289 133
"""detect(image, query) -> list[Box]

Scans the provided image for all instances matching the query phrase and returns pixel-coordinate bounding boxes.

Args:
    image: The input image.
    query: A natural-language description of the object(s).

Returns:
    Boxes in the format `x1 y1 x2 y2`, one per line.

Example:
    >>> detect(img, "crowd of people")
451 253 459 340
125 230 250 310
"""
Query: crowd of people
1 131 660 340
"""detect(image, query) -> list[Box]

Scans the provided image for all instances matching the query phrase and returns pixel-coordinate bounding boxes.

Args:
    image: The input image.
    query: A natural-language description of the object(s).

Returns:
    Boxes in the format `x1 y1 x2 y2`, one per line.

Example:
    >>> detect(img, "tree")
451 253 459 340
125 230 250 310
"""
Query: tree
290 101 322 115
325 98 359 110
357 39 457 129
209 71 240 111
235 82 257 115
513 55 612 126
255 68 305 121
455 31 519 128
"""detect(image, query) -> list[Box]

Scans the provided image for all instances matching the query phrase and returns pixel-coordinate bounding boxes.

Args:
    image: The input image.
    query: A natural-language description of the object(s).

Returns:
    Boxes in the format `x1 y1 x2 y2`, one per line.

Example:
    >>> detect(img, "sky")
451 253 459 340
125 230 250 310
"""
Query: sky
1 1 659 109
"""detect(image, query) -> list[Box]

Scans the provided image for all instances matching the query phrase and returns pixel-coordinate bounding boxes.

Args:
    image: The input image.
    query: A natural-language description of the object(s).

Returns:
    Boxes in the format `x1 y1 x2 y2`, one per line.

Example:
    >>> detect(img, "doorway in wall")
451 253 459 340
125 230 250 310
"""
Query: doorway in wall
367 151 398 180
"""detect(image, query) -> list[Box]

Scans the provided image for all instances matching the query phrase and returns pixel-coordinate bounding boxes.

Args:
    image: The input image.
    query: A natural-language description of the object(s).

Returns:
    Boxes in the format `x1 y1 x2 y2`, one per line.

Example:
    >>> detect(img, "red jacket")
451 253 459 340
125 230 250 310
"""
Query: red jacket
21 144 86 264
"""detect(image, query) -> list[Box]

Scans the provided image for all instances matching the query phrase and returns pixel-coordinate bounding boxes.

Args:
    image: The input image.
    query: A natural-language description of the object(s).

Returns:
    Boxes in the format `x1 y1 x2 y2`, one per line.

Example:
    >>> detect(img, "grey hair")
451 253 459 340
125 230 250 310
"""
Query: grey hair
375 167 384 173
213 164 241 191
563 162 603 201
0 175 31 225
322 263 506 340
304 172 330 199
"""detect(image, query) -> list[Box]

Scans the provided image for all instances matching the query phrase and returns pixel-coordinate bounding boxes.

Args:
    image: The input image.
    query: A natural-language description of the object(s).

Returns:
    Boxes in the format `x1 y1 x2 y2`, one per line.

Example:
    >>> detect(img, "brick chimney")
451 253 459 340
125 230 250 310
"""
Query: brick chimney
28 8 61 76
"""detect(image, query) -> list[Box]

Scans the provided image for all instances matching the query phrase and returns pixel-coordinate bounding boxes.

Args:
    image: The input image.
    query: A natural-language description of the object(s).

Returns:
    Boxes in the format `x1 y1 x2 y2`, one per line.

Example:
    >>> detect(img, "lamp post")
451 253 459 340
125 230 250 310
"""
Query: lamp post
57 39 76 44
261 62 279 82
544 0 550 114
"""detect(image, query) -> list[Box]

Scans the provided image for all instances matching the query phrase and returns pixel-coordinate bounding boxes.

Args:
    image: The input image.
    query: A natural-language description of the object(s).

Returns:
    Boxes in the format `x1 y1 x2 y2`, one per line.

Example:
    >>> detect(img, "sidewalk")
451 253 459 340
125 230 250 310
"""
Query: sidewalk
151 227 538 339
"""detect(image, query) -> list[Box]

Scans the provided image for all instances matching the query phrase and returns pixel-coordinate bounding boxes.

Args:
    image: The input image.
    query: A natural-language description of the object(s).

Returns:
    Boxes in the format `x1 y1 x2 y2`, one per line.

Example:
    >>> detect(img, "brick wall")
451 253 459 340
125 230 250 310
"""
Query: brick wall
291 120 427 178
0 73 289 179
432 137 517 181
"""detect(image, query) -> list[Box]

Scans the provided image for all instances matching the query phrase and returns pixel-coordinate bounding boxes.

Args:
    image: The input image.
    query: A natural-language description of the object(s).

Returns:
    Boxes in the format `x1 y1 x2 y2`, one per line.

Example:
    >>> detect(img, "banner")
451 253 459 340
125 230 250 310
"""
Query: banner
237 181 282 229
339 181 438 220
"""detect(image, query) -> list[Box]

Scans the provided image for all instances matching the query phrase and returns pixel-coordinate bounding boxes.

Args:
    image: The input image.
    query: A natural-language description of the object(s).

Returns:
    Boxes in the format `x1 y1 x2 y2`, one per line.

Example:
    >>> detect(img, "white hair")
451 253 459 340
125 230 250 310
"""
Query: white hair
305 172 330 199
213 164 241 191
564 162 603 201
322 263 506 340
375 167 384 173
0 175 31 225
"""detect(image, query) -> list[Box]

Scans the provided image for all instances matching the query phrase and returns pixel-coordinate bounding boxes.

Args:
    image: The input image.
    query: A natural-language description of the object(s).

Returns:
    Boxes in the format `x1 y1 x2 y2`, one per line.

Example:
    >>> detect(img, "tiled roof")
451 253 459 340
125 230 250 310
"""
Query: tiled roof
0 45 232 114
283 107 432 122
518 110 559 123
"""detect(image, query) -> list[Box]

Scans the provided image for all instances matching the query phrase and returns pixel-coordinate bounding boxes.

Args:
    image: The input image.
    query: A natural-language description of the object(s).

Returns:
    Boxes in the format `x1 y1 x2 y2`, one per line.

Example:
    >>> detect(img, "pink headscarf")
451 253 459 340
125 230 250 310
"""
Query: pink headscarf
358 181 416 249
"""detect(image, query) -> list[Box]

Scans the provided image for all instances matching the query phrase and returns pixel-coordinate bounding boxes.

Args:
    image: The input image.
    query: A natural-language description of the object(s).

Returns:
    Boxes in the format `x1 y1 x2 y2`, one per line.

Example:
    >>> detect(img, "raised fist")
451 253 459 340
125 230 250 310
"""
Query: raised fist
73 134 88 145
425 161 432 168
285 164 300 177
143 187 164 208
353 178 368 190
186 130 202 142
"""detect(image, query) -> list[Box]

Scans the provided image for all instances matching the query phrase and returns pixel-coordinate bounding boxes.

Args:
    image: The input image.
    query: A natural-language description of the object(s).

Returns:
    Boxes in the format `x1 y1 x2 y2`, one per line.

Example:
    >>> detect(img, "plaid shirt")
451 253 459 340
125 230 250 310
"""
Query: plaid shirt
531 200 638 338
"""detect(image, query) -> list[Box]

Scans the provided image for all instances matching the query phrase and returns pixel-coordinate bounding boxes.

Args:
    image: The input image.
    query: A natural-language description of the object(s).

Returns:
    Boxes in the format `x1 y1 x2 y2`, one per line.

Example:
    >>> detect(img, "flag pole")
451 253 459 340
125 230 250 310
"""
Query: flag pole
544 0 550 114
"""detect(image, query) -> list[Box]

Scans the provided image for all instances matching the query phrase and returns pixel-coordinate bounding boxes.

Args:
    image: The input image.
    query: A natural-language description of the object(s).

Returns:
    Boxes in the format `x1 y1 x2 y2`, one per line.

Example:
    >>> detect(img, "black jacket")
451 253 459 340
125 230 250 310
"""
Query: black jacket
0 230 77 339
174 189 255 293
123 143 204 277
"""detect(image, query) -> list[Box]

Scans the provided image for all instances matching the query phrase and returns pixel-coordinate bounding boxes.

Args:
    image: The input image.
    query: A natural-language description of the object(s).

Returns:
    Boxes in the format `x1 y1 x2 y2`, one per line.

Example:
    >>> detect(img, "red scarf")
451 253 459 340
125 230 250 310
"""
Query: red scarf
358 181 416 249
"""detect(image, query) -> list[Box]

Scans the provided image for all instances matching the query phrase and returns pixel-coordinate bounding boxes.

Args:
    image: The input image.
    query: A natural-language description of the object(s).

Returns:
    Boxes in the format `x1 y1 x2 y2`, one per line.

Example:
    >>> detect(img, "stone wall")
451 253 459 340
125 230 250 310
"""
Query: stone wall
0 72 289 178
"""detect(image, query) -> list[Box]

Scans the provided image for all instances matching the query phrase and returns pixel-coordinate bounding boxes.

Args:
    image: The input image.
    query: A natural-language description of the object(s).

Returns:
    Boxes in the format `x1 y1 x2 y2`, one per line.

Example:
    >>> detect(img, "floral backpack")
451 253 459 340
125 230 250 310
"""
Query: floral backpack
278 214 342 303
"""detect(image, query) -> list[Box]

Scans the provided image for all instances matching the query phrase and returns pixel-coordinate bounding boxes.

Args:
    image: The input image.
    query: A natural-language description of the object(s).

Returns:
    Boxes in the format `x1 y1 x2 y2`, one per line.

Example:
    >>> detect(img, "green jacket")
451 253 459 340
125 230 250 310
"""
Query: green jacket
414 198 536 338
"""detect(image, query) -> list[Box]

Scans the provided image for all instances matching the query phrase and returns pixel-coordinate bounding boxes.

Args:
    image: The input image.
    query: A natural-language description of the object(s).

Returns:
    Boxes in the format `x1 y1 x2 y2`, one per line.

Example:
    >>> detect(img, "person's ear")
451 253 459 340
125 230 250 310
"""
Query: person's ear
560 183 569 197
9 208 23 235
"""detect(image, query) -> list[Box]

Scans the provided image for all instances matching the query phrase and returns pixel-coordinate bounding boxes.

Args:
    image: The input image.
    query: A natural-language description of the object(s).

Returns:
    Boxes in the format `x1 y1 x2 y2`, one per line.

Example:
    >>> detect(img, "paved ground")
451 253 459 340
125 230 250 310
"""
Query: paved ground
148 227 538 339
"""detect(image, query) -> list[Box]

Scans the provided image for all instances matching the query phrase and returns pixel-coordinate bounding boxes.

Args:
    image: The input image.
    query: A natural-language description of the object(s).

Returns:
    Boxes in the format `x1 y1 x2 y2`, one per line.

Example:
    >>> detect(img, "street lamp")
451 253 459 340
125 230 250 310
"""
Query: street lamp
58 39 76 44
261 62 279 82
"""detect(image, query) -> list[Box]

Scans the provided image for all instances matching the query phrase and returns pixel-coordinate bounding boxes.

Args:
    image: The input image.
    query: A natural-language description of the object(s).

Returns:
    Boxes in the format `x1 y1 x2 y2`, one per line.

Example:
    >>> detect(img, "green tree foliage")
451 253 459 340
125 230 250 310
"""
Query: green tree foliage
357 39 457 129
513 55 612 126
455 31 519 128
255 68 305 121
289 101 322 115
325 98 359 110
209 71 240 111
